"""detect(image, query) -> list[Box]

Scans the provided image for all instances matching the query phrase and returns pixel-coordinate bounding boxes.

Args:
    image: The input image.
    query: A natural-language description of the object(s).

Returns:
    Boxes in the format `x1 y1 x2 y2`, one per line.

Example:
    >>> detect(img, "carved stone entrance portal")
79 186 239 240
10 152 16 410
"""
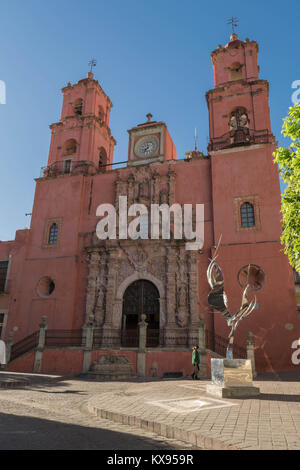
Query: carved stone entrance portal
84 163 201 349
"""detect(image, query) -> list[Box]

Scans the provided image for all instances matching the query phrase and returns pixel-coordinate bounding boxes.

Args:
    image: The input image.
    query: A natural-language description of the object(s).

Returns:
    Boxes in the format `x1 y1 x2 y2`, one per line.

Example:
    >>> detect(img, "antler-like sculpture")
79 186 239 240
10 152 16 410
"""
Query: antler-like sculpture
207 235 257 359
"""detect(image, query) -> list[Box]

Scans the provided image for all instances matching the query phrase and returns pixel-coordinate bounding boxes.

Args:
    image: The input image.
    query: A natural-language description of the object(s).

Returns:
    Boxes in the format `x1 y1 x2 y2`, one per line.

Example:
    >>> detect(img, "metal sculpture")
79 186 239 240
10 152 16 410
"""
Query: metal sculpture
207 235 257 359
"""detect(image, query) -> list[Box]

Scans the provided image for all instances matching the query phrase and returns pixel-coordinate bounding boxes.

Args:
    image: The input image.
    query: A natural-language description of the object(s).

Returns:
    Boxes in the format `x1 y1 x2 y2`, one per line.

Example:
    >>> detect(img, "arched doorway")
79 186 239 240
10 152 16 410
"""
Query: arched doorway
121 280 160 347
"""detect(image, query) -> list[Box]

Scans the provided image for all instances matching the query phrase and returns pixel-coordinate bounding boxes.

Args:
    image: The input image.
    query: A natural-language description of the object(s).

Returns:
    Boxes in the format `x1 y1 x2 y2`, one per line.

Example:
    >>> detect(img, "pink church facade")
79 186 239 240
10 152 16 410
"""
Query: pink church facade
0 34 299 376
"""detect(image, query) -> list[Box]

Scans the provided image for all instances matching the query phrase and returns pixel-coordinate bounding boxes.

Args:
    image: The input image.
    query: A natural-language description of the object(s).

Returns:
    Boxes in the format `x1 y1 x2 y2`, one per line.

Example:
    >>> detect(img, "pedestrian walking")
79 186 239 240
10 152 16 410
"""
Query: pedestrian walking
191 345 200 380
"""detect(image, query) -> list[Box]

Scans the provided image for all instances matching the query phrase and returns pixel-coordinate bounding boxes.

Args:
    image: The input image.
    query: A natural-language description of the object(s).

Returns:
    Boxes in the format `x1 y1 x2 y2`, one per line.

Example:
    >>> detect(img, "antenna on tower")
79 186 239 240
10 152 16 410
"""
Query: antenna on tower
194 128 198 151
88 58 97 73
227 16 239 34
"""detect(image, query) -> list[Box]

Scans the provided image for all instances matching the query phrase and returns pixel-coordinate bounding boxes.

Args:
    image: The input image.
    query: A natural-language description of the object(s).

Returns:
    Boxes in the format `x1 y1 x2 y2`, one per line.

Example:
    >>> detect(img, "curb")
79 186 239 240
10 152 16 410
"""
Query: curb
86 401 239 451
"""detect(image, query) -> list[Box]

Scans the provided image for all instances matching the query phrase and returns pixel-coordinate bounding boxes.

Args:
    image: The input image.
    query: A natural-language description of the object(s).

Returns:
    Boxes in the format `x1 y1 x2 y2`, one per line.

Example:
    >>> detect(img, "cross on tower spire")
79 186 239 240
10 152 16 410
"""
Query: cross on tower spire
88 58 97 74
227 16 239 34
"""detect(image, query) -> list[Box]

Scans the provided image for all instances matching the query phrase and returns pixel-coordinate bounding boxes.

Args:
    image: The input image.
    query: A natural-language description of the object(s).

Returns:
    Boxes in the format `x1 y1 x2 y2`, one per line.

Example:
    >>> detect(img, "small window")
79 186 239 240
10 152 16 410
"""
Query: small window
63 159 72 174
98 105 104 122
0 313 5 338
42 218 62 249
74 99 83 115
48 223 59 245
230 62 242 81
64 139 77 156
98 147 107 170
240 202 255 227
0 261 9 292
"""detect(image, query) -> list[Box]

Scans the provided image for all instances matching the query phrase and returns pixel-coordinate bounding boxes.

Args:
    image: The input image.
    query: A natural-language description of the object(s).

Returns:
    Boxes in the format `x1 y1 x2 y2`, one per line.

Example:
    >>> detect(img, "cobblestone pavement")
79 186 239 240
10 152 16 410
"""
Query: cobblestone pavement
1 370 300 450
0 372 198 450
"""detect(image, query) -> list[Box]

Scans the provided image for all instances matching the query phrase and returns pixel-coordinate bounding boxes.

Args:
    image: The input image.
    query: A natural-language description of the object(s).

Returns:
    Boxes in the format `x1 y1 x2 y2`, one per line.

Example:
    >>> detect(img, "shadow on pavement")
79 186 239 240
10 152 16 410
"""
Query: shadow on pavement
256 370 300 382
0 410 186 450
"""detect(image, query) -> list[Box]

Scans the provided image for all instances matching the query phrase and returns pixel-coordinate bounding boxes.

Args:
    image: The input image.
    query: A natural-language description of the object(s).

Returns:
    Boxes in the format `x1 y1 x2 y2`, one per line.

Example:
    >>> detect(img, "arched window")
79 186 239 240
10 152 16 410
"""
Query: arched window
230 62 242 81
240 202 255 227
48 223 59 245
74 99 83 115
64 139 77 156
98 147 107 170
229 107 250 145
98 105 105 122
229 107 249 133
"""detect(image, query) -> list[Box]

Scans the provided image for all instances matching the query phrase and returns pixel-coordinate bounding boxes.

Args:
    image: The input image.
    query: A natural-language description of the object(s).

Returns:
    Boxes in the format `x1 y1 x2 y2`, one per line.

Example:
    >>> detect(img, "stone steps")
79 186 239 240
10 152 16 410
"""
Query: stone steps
85 371 138 381
87 352 137 381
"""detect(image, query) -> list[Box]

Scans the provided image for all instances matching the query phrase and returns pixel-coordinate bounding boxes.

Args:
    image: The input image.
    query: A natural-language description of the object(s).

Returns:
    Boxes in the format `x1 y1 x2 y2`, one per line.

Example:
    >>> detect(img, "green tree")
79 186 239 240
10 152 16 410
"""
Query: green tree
273 104 300 273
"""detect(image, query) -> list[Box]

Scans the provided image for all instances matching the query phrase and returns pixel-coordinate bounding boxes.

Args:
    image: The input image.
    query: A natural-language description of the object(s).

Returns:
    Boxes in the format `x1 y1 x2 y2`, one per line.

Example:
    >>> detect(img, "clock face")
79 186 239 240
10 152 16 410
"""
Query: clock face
135 136 159 158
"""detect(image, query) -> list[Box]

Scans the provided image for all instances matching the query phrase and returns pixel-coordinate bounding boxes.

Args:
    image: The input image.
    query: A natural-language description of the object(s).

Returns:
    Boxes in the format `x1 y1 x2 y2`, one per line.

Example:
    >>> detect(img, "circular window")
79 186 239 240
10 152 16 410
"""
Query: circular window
238 264 265 292
36 276 55 298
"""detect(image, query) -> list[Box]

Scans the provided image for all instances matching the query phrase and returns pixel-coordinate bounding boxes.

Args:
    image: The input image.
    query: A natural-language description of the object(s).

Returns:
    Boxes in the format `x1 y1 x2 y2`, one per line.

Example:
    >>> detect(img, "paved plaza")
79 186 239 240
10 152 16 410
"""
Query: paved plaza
0 370 300 450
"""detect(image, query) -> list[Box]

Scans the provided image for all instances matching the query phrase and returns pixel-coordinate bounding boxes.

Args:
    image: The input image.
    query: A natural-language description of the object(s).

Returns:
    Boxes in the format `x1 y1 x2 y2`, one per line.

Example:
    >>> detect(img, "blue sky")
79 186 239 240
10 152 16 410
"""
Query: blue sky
0 0 299 241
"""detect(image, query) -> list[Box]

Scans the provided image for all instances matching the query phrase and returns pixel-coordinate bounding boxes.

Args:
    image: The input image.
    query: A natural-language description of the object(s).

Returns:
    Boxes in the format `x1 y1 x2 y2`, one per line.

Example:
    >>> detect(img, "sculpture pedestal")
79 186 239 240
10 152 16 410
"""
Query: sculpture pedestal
206 358 260 398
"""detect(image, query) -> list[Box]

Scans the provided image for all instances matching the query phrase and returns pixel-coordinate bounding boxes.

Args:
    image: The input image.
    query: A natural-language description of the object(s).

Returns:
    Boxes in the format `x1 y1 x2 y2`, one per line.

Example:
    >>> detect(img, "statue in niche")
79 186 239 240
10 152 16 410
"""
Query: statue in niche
229 108 250 144
159 190 168 204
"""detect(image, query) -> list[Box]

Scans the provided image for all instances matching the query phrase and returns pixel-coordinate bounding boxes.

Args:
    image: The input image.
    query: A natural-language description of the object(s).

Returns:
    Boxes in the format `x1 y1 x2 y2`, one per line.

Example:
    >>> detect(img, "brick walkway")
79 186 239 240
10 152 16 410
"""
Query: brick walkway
86 372 300 450
1 370 300 450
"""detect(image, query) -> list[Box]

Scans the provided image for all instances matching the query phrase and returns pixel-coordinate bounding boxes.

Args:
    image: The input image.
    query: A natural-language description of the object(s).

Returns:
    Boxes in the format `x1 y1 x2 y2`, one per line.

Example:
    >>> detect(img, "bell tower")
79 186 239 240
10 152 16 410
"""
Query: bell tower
207 33 280 246
205 33 299 372
207 33 275 151
47 71 116 173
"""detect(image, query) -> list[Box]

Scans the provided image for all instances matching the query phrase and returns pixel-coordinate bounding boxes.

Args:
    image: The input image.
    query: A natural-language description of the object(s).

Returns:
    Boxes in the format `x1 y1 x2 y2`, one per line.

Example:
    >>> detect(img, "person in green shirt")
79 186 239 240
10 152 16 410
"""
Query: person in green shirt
192 345 200 380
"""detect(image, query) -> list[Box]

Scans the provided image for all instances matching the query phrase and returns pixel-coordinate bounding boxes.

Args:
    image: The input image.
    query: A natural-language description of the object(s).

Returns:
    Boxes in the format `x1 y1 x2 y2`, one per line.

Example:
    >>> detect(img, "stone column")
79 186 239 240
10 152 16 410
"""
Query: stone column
137 314 148 377
198 319 207 377
246 331 257 378
33 316 47 373
164 246 177 345
82 315 95 373
188 251 199 348
102 247 119 347
5 332 14 364
85 250 100 323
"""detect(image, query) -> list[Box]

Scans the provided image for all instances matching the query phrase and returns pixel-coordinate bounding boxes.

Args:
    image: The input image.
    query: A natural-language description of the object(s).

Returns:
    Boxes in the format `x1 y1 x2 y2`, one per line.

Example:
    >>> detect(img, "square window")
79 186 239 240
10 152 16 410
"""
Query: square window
0 261 9 292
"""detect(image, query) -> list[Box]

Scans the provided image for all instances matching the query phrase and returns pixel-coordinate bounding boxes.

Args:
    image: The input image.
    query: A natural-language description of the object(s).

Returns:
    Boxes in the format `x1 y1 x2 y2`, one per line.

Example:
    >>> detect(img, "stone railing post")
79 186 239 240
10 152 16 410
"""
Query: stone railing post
198 319 207 377
5 332 14 365
137 314 148 377
82 314 95 374
138 314 148 350
33 316 47 373
246 331 257 378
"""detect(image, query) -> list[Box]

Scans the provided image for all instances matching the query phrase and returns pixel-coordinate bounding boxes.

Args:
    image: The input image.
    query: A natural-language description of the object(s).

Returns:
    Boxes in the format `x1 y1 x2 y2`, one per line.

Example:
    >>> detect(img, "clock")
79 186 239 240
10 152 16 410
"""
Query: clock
135 135 159 158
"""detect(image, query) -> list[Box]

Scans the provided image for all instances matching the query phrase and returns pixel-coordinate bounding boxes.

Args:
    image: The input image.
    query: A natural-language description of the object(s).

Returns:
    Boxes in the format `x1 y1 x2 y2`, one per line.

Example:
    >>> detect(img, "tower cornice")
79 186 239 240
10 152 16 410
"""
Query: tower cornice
211 38 259 58
205 79 270 103
62 78 113 108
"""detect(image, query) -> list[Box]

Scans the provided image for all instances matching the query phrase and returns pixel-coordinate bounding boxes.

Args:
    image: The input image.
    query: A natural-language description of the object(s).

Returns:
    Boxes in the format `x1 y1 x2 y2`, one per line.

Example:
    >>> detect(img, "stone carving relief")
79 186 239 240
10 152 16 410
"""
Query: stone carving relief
85 163 200 346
